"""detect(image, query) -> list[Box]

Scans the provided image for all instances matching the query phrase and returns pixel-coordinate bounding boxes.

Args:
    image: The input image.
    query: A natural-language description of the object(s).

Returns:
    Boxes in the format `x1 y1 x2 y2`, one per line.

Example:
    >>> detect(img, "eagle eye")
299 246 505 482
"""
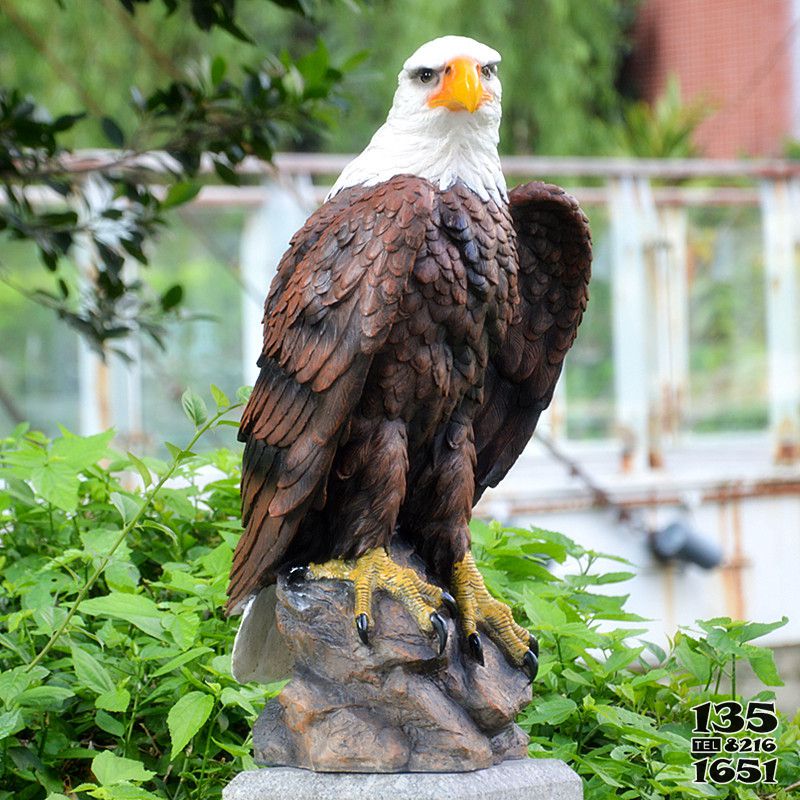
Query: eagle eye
416 68 437 84
481 63 498 79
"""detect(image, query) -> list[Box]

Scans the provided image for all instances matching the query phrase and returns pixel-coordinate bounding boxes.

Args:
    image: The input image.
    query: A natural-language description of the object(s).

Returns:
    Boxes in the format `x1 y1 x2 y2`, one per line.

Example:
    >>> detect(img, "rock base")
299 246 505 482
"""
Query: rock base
253 550 533 772
223 759 584 800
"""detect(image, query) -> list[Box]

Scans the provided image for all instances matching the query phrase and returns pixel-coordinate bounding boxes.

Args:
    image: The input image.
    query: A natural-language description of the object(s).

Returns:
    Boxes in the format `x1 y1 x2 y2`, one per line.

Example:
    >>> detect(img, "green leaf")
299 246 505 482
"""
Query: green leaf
736 616 788 643
164 441 196 463
220 686 256 715
161 182 201 209
561 667 593 687
211 55 227 85
674 637 712 683
236 385 253 403
593 571 636 585
92 750 155 785
523 592 567 627
99 785 163 800
594 705 687 747
95 709 125 736
0 665 49 706
160 283 184 311
101 116 125 147
81 527 131 563
213 158 240 185
167 691 214 759
81 592 166 640
0 708 25 738
210 384 230 408
151 646 213 678
30 460 78 511
17 685 74 710
51 429 114 469
181 388 208 428
95 687 131 712
71 645 115 695
110 491 142 525
524 695 577 725
127 451 152 488
747 648 784 686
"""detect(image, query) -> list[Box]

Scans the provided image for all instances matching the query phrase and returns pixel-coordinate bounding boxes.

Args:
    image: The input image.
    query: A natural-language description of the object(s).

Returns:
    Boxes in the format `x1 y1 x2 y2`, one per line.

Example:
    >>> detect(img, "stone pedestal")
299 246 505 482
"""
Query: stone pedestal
253 563 532 772
223 759 583 800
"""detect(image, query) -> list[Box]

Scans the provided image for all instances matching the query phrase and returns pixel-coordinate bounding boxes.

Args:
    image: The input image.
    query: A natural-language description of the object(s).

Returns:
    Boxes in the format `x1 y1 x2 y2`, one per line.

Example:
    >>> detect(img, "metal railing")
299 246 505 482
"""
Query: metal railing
5 152 800 471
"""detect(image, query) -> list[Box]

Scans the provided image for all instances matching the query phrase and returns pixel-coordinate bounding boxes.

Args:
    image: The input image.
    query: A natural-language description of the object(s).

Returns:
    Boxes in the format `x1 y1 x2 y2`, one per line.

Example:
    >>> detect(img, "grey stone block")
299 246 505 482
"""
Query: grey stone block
223 758 583 800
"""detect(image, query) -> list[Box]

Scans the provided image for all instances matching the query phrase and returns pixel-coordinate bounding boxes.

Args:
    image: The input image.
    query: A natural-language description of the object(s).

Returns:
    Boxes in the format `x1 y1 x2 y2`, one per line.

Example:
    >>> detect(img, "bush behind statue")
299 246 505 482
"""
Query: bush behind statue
0 388 797 799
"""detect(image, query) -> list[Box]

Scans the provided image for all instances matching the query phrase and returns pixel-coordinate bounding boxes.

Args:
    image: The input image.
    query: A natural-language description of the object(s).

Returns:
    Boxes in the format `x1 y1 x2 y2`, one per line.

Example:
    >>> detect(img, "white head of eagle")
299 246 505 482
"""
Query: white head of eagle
328 36 506 204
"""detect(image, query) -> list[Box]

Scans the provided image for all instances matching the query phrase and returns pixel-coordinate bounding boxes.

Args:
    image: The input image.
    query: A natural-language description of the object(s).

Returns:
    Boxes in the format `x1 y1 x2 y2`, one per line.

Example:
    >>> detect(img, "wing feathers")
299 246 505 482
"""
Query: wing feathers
228 177 434 612
473 182 591 502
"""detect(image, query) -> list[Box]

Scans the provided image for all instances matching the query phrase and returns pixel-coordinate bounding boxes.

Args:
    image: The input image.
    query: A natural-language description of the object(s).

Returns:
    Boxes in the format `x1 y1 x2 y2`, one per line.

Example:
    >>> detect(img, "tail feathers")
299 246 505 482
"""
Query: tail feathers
227 509 299 615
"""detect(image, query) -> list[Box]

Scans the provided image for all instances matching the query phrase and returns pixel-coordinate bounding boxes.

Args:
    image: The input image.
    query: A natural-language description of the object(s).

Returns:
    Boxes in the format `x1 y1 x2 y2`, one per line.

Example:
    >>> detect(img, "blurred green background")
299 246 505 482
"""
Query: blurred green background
0 0 770 447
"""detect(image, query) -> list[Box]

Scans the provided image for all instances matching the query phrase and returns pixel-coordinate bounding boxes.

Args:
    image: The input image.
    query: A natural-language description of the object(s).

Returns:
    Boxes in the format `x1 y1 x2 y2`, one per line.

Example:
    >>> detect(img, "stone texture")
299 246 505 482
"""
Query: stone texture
223 759 584 800
253 552 532 773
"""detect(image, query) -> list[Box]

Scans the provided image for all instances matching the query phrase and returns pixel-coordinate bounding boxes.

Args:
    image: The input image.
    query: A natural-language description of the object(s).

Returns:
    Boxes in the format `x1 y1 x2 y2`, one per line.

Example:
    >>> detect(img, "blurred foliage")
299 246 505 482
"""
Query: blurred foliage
1 401 797 798
686 205 768 433
309 0 639 155
0 0 350 356
611 75 711 158
0 0 638 158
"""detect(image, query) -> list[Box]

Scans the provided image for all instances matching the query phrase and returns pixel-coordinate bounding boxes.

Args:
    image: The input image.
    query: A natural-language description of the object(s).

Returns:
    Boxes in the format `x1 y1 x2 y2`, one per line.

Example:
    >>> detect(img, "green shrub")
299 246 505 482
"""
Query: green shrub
0 389 271 800
472 522 799 799
0 388 798 799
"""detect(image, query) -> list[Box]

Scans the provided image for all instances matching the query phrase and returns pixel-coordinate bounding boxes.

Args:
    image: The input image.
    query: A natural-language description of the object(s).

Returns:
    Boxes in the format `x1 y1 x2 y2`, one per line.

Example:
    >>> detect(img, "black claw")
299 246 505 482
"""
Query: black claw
287 566 308 585
440 591 458 617
355 613 370 646
430 612 448 655
522 649 539 683
468 632 484 666
529 634 539 658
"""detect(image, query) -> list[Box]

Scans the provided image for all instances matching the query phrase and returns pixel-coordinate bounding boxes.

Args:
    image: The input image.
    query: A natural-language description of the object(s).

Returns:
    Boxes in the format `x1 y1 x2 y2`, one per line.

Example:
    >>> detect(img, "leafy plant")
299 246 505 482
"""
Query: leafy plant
0 387 275 799
0 398 797 798
612 74 711 158
1 1 350 356
472 521 799 799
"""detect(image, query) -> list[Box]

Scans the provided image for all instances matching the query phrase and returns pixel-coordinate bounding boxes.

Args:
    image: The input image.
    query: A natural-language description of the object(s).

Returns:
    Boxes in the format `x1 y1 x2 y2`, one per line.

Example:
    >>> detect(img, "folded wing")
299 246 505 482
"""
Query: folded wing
228 176 434 613
473 182 592 502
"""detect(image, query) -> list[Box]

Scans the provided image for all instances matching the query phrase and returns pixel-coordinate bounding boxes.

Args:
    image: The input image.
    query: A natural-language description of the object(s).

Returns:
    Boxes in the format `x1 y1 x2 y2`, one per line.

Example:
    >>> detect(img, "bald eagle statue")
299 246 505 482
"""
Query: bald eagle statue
228 36 591 685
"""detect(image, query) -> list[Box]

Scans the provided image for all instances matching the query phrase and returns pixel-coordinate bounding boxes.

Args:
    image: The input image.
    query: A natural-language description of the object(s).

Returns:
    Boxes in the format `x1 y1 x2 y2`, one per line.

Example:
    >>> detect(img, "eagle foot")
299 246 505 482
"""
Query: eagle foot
452 552 539 682
306 547 450 655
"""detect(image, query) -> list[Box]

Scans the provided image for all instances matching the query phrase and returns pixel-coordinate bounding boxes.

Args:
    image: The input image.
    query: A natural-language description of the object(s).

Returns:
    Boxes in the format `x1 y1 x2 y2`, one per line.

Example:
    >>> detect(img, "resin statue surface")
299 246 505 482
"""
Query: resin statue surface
228 35 592 695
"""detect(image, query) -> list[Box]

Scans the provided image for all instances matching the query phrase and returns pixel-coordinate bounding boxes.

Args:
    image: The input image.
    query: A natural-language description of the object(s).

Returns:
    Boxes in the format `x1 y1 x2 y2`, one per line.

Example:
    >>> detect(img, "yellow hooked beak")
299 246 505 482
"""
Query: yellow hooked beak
427 57 490 113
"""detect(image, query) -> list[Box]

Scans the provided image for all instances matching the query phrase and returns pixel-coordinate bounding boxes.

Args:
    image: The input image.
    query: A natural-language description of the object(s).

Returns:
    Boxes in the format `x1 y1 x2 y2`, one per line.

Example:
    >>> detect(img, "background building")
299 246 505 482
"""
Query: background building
628 0 800 156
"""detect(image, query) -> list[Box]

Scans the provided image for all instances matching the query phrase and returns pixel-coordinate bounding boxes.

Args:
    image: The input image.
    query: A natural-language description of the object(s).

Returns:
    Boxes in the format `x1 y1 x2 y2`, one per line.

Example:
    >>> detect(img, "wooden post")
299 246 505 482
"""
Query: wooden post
609 176 652 472
239 178 316 386
760 178 800 463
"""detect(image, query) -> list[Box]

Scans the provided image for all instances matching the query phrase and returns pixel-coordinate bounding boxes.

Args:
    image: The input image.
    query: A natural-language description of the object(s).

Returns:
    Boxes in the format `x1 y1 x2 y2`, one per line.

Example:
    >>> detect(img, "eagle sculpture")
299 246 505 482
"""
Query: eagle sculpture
228 36 591 684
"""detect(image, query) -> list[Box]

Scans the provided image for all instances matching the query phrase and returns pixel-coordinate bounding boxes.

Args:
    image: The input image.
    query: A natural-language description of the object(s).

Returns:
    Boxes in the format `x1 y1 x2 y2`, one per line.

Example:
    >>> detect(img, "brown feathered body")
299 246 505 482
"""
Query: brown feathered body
227 175 591 613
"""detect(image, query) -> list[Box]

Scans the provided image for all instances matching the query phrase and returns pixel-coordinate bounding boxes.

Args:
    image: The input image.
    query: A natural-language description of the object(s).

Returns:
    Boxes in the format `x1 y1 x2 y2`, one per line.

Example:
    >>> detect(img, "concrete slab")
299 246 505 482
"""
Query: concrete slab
223 758 583 800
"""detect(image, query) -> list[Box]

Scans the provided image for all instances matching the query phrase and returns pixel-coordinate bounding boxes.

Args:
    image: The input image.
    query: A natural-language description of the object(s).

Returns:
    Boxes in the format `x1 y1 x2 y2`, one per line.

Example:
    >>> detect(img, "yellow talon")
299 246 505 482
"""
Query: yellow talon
452 551 537 678
307 547 448 652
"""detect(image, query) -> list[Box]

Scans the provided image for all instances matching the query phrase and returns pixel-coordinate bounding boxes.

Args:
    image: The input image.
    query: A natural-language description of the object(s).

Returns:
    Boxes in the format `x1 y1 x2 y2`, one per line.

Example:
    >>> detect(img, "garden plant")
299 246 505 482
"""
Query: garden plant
0 388 797 799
